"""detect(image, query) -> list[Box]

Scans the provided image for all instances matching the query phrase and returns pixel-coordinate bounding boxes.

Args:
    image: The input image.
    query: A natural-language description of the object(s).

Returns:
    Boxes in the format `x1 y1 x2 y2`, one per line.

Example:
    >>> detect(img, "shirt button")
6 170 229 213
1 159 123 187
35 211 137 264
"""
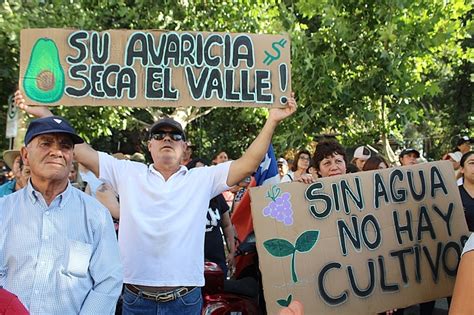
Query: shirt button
43 235 49 240
45 211 50 216
34 290 39 294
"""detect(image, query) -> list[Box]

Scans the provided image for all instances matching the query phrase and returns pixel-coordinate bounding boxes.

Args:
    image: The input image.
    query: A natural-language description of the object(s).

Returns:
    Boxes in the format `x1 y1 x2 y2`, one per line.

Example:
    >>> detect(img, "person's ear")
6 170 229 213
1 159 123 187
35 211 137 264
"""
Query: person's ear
20 147 29 166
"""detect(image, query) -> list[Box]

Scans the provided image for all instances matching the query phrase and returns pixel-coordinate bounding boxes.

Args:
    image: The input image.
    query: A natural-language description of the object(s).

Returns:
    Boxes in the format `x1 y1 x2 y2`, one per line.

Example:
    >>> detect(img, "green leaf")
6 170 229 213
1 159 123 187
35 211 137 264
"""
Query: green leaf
263 239 295 257
295 230 319 253
277 299 289 307
277 294 293 307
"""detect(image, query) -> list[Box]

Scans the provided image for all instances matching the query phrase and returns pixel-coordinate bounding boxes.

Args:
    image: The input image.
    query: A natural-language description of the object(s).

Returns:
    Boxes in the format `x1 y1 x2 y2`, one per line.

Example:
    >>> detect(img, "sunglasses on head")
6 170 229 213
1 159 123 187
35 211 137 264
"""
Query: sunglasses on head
150 131 184 141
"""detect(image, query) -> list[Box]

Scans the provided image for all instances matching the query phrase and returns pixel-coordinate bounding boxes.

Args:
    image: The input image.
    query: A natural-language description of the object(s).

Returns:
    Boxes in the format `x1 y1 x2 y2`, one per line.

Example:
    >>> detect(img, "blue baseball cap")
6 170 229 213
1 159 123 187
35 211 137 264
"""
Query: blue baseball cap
24 116 84 145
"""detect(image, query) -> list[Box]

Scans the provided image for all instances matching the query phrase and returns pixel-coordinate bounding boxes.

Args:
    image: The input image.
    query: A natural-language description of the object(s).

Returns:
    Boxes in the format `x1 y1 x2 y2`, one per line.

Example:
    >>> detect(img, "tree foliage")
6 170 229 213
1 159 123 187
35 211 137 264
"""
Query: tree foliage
282 0 472 159
0 0 471 161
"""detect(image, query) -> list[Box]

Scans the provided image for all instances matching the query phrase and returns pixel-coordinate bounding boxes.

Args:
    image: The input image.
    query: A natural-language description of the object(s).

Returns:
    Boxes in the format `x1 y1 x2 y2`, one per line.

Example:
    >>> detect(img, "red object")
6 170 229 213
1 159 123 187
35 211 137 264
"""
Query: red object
231 178 257 277
202 262 224 296
231 178 256 244
202 262 260 315
0 288 29 315
202 293 260 315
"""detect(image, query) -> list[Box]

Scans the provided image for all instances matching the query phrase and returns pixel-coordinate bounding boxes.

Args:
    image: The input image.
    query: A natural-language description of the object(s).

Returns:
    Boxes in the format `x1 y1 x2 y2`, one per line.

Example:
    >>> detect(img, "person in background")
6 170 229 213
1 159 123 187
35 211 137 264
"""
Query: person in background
351 145 371 171
0 116 122 314
312 141 347 178
449 233 474 314
443 151 463 185
187 157 236 278
362 156 389 171
456 136 473 155
230 175 252 212
444 151 462 171
307 159 318 179
399 148 420 166
79 162 103 197
69 161 87 192
459 151 474 231
182 141 195 166
0 150 30 197
212 151 234 206
277 157 289 180
212 151 229 165
281 149 311 182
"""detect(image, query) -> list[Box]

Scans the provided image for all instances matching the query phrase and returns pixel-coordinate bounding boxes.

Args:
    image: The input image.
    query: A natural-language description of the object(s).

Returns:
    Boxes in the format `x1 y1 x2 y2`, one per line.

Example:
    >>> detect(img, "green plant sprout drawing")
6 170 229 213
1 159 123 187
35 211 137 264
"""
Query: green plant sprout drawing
277 294 293 307
263 230 319 283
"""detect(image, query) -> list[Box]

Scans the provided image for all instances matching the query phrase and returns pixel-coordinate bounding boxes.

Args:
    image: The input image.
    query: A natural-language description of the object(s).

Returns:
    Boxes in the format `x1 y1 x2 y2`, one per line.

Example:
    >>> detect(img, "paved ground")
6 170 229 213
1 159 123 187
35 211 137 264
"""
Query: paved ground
404 299 449 315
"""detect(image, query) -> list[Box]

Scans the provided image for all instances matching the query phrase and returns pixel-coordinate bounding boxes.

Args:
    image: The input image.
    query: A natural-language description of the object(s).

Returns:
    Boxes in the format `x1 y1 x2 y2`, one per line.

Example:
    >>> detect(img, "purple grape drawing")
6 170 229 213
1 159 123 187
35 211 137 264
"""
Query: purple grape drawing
262 185 294 225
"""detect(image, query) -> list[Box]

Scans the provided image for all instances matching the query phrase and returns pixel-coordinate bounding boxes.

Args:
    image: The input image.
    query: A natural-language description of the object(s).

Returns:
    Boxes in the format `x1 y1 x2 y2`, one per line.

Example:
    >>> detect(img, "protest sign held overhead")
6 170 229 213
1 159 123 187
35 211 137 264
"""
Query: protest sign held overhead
250 161 470 315
19 28 291 108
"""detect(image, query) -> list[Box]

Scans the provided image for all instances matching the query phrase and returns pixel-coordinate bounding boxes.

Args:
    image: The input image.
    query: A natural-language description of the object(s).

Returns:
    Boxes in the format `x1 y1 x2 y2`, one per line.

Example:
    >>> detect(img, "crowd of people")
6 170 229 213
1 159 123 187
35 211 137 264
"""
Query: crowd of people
0 89 472 315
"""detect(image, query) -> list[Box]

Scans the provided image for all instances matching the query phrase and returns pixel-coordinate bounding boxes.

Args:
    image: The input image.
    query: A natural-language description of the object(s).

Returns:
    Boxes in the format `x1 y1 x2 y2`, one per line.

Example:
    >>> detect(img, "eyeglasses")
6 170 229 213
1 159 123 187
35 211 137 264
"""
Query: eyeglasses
150 131 184 141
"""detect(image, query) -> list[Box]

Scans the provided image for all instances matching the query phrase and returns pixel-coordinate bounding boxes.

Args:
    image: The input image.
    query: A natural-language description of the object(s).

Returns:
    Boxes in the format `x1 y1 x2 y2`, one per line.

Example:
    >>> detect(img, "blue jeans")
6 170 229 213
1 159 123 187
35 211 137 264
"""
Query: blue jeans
121 285 202 315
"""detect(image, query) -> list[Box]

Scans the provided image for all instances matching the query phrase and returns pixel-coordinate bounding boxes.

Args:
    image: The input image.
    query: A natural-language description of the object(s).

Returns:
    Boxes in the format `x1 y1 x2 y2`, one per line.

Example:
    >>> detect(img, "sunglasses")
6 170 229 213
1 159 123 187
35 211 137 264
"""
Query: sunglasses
150 131 184 141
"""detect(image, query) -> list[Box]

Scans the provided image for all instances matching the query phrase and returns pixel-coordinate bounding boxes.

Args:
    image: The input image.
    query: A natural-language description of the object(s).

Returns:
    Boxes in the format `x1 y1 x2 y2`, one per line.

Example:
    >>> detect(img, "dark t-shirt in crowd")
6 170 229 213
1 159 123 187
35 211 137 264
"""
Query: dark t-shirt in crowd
459 185 474 231
205 193 230 275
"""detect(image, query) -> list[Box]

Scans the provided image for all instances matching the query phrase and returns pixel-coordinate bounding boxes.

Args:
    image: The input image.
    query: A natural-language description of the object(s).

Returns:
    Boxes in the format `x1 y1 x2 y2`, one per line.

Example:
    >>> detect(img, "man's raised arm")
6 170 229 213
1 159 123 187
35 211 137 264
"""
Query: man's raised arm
14 90 100 177
227 93 297 187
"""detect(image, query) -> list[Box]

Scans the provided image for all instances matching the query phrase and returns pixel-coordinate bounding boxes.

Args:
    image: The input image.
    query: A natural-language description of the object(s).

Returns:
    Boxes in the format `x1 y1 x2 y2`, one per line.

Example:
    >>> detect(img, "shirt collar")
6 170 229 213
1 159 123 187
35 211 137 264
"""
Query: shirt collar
148 164 188 179
26 179 72 209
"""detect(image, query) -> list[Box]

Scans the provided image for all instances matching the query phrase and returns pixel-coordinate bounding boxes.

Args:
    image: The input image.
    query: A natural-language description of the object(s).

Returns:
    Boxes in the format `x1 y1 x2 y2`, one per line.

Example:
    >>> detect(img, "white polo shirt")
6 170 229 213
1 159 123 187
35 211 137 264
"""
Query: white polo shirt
99 152 231 286
462 233 474 256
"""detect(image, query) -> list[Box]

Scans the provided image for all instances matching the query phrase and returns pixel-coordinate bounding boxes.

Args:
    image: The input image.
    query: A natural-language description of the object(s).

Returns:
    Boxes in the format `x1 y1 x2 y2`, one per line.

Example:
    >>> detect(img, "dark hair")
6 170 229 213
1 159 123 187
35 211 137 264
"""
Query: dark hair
212 151 228 164
313 140 347 172
460 151 474 168
291 149 311 172
362 156 389 171
186 157 210 169
346 163 359 173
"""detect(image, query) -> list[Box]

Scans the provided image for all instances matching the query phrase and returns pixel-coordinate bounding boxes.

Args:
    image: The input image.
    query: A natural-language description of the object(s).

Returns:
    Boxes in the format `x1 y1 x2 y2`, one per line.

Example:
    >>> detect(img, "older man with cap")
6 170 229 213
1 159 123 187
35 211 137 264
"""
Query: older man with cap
0 149 30 197
15 90 296 315
0 116 123 314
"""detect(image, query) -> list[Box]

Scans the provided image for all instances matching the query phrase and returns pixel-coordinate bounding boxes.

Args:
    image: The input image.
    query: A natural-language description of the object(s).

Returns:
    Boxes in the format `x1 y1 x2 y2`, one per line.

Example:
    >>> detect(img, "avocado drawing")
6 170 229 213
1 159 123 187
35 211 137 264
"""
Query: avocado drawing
23 38 65 103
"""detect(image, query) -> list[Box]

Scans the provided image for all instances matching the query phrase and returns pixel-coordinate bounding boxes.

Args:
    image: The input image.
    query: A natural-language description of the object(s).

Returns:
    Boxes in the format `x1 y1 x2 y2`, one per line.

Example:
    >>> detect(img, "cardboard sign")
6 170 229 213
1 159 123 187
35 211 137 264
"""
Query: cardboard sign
19 28 291 108
250 161 469 315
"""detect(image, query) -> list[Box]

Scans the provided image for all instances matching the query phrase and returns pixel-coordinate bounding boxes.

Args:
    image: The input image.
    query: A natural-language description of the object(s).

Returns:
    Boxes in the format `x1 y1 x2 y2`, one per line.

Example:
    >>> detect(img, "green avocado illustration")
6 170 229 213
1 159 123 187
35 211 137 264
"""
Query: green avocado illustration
23 38 65 103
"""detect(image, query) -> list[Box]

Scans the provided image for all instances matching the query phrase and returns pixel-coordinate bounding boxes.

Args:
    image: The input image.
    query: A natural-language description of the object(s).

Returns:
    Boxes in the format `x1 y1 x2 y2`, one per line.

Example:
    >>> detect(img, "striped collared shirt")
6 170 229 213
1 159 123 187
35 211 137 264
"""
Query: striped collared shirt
0 180 123 314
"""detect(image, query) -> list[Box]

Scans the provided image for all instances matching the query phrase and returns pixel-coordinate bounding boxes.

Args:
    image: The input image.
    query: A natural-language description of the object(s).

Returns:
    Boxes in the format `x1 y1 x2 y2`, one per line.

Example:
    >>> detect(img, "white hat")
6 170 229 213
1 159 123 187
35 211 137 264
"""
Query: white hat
446 151 462 163
353 146 371 160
